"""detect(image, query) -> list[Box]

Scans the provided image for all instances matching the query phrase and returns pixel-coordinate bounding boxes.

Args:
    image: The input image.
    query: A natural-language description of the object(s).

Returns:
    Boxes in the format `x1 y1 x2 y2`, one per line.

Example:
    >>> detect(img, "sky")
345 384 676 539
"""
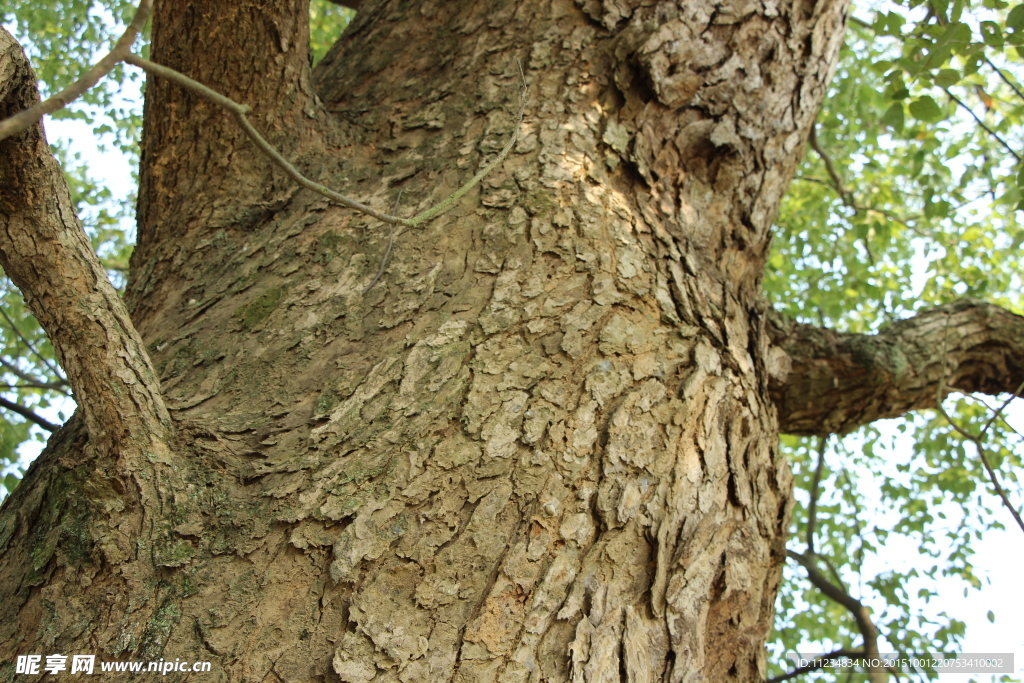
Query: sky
864 409 1024 682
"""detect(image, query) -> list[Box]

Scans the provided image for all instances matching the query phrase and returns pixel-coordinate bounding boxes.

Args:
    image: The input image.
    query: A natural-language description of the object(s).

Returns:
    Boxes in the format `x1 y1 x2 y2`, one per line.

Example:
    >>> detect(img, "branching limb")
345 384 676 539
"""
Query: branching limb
0 0 525 232
0 0 152 142
0 395 59 431
0 28 170 456
769 299 1024 435
788 550 886 683
934 320 1024 535
122 53 413 227
123 53 527 229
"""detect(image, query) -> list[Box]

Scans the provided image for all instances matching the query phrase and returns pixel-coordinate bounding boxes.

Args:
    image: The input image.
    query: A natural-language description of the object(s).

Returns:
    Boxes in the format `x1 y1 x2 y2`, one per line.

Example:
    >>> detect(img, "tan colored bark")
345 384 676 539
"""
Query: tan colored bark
0 29 177 673
0 28 169 458
128 0 332 331
769 299 1024 436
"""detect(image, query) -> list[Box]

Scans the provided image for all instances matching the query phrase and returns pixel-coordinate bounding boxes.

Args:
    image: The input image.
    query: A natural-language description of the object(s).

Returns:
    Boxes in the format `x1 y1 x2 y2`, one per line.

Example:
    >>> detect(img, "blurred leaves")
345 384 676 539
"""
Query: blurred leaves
309 0 353 66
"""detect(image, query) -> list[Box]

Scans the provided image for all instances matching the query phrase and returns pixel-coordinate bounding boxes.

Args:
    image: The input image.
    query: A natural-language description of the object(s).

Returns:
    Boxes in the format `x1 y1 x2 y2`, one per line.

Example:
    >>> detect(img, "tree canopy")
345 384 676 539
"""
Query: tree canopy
1 0 1023 679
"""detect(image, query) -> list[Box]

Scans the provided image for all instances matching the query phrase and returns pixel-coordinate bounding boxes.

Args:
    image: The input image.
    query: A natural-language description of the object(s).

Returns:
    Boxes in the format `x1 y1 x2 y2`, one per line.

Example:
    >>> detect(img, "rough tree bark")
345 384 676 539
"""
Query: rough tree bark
1 1 1023 682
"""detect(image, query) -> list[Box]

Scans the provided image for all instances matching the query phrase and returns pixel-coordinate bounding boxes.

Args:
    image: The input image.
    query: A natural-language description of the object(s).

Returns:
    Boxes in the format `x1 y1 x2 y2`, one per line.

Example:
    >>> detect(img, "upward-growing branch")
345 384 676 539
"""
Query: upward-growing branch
122 53 527 229
0 28 169 455
0 0 526 233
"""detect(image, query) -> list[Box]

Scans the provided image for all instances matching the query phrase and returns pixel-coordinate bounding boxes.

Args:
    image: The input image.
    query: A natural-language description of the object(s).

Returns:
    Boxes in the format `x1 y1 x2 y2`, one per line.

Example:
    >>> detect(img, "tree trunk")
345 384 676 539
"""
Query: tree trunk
1 0 852 681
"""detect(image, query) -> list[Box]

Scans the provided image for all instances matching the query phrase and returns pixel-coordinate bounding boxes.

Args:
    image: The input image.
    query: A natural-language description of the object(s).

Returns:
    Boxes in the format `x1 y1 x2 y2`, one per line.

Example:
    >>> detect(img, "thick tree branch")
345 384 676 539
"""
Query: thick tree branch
0 4 524 234
0 29 170 455
769 299 1024 436
0 395 59 431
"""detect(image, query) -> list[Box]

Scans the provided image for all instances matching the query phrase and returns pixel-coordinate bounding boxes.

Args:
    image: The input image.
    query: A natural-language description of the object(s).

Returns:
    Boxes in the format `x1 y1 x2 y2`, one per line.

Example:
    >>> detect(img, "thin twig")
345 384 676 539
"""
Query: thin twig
0 4 526 231
0 0 152 141
935 316 1024 536
767 649 865 683
0 396 60 431
788 550 886 683
943 87 1021 162
124 53 528 230
794 175 955 249
407 58 528 226
122 53 412 226
838 468 867 596
0 356 69 392
808 125 857 210
0 308 65 380
1 383 68 391
807 436 827 554
979 378 1024 438
924 7 1024 114
848 15 873 29
983 56 1024 105
807 126 939 251
363 189 403 295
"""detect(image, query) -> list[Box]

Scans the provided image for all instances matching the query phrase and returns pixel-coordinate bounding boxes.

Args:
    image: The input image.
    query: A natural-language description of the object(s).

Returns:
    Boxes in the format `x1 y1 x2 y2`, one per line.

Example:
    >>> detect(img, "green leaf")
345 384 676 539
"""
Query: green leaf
934 68 960 87
951 0 966 21
909 96 945 122
980 21 1004 47
882 101 906 131
3 473 20 494
1008 4 1024 32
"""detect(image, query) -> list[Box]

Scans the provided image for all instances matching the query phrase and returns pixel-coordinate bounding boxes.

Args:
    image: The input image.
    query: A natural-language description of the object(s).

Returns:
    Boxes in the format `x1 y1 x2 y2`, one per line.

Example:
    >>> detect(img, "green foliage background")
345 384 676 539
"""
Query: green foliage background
765 0 1024 678
1 1 1023 681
